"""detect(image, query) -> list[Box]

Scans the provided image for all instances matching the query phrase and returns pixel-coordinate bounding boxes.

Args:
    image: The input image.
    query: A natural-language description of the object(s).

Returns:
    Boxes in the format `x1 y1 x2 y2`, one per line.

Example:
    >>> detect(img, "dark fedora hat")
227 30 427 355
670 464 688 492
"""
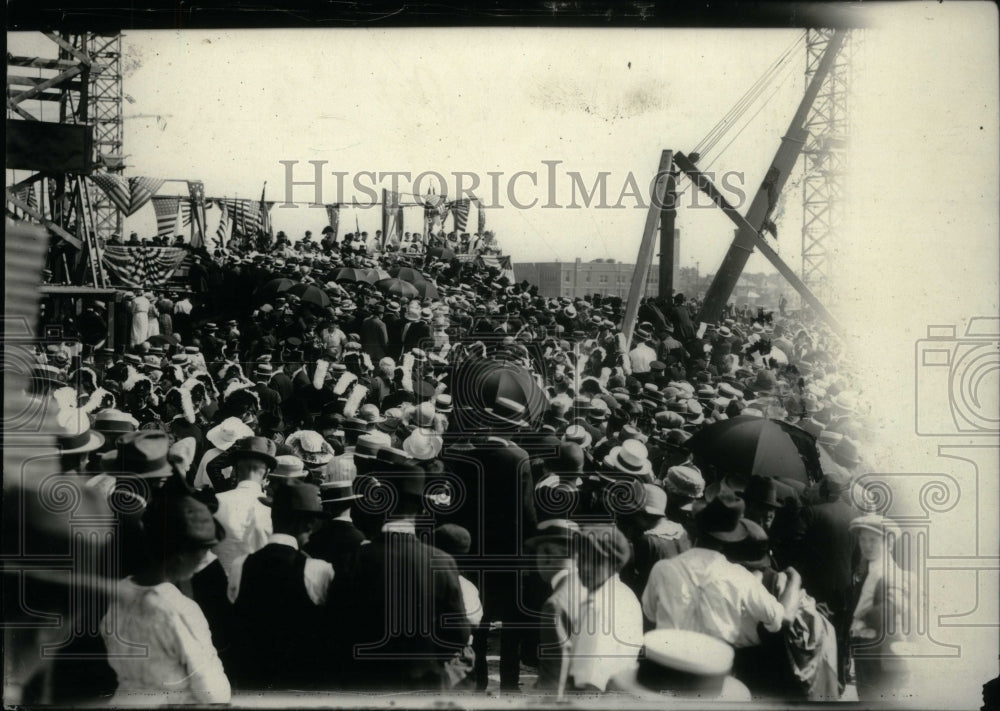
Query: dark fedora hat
738 475 781 509
319 480 362 505
142 483 224 554
260 479 328 516
694 493 750 543
116 431 172 479
227 436 278 470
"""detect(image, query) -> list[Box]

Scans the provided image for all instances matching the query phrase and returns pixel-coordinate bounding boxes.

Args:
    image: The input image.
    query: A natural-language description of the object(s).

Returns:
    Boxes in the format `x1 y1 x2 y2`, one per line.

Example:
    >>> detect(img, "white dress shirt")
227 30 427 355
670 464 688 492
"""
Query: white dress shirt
642 547 784 648
227 533 334 606
212 480 272 578
628 343 657 374
568 573 643 691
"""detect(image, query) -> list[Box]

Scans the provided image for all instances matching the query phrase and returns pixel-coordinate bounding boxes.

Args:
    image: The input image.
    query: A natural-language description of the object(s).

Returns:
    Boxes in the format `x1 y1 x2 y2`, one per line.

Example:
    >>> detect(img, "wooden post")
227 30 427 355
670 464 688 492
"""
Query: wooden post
621 150 673 345
658 162 678 298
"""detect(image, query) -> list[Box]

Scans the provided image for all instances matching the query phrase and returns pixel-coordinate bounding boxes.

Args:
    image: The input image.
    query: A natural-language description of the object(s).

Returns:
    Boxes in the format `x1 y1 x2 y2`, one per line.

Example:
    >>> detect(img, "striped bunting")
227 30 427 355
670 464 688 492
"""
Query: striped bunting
101 246 188 288
477 198 486 234
215 202 230 248
151 196 181 237
449 199 471 232
88 175 165 216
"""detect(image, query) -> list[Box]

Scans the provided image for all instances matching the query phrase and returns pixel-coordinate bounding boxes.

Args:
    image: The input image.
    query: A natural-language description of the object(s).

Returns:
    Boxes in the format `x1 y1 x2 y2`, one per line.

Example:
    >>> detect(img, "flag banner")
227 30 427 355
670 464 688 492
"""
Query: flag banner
151 196 181 237
449 199 471 232
89 175 165 216
477 198 486 234
383 191 404 248
325 204 340 240
180 201 192 226
187 180 206 249
422 193 448 235
215 201 230 248
215 198 262 237
101 246 188 288
11 183 38 214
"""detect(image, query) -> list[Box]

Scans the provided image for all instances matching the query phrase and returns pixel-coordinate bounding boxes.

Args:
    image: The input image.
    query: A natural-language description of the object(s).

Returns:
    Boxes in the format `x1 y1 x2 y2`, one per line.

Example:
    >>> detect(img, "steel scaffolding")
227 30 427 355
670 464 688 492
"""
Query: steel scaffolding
86 33 125 240
801 29 854 307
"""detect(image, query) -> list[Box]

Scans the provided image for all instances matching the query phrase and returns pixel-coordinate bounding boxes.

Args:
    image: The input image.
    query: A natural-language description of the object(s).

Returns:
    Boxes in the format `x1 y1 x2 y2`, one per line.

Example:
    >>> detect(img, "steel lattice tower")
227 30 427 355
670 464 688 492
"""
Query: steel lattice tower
801 29 854 307
86 33 125 240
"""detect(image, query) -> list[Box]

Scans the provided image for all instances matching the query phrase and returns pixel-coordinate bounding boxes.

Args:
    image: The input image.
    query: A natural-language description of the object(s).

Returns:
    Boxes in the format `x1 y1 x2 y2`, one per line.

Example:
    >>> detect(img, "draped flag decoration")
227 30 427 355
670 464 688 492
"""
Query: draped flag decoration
325 204 340 240
477 198 486 235
89 174 165 216
151 196 181 238
11 183 39 215
216 198 262 238
187 180 206 249
449 199 471 232
259 181 274 249
215 201 230 248
423 193 448 235
382 191 404 249
101 246 188 288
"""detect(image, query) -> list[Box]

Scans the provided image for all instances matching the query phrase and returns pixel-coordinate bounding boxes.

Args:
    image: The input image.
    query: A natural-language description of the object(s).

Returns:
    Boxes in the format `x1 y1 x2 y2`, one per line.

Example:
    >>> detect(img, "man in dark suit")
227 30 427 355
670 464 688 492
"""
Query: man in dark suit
329 461 470 690
669 293 696 343
400 307 431 355
305 480 367 577
440 397 538 692
252 363 282 416
360 303 389 362
227 480 334 690
773 470 860 686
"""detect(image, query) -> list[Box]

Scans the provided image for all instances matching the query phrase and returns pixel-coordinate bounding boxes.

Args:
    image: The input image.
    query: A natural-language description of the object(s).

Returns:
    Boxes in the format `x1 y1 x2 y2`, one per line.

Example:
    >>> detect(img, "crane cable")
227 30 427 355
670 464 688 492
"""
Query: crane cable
692 31 806 161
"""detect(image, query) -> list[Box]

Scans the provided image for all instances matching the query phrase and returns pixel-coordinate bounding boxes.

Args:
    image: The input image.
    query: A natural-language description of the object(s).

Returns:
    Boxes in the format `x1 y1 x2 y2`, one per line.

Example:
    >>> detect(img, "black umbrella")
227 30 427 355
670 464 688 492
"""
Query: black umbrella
392 266 427 284
686 415 823 484
286 283 331 308
257 278 295 301
451 356 547 430
375 278 419 299
333 267 372 284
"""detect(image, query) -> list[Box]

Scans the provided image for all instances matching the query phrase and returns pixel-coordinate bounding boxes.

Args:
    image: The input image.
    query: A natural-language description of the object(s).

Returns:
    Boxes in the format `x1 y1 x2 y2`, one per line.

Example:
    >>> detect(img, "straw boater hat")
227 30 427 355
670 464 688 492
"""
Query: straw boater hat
610 629 750 701
603 439 653 478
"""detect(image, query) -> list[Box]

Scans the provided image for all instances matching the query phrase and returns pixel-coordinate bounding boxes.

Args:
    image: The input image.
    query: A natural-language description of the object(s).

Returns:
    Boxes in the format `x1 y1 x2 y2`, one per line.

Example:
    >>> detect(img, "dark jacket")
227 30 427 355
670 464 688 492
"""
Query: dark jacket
329 531 470 690
360 315 389 362
304 518 366 577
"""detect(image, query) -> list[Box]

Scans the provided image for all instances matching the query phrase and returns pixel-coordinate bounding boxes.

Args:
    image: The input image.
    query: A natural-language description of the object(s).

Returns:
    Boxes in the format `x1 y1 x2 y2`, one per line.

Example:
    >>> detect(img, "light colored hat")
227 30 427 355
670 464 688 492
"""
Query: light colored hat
562 424 592 449
206 417 255 451
849 513 901 539
285 430 336 466
402 429 443 461
663 465 705 503
604 440 653 478
270 455 307 479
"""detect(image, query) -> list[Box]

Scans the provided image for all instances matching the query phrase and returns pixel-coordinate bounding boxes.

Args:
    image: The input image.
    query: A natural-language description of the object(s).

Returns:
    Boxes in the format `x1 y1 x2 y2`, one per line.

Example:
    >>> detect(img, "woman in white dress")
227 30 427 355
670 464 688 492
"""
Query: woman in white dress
146 292 160 340
101 477 231 705
129 289 150 347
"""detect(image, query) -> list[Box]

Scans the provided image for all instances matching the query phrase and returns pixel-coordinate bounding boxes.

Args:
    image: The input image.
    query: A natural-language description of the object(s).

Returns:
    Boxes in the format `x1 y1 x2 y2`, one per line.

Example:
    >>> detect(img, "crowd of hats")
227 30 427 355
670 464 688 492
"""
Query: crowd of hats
19 231 891 698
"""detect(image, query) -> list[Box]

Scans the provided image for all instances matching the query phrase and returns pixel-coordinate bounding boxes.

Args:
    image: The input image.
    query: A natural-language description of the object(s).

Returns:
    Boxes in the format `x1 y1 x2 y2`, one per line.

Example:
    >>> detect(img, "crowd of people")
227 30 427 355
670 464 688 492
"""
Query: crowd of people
13 228 914 705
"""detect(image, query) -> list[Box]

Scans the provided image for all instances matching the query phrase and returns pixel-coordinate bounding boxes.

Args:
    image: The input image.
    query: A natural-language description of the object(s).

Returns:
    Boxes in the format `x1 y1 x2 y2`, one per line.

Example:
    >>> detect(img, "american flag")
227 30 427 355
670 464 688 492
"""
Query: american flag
187 181 205 248
89 174 165 216
151 196 181 237
449 199 471 232
101 246 188 288
215 201 230 248
423 193 448 234
11 183 38 214
477 198 486 234
216 198 262 237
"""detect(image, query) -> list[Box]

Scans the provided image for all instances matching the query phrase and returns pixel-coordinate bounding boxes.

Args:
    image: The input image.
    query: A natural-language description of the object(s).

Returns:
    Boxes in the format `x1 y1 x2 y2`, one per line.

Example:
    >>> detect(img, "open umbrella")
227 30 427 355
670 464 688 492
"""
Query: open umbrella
286 283 331 308
363 267 391 282
392 266 427 284
452 356 547 429
413 281 439 299
686 415 823 484
147 333 181 346
257 278 295 301
375 277 419 300
333 267 371 284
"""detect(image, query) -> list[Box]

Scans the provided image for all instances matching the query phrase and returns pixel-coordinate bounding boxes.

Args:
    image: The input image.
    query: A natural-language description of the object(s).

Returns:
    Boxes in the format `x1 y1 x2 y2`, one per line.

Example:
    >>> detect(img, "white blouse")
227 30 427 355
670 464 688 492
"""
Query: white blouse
101 578 231 705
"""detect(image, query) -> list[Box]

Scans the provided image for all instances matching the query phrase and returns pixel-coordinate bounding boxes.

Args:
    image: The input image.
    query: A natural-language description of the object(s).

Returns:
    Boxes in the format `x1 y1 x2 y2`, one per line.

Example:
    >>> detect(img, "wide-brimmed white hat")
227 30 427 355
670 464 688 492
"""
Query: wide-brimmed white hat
603 439 653 478
402 429 443 461
206 417 254 451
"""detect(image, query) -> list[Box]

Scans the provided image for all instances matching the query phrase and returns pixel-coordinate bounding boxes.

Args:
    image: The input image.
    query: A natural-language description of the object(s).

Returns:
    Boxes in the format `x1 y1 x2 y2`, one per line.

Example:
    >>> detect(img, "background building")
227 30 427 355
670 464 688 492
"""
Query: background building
515 229 680 299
